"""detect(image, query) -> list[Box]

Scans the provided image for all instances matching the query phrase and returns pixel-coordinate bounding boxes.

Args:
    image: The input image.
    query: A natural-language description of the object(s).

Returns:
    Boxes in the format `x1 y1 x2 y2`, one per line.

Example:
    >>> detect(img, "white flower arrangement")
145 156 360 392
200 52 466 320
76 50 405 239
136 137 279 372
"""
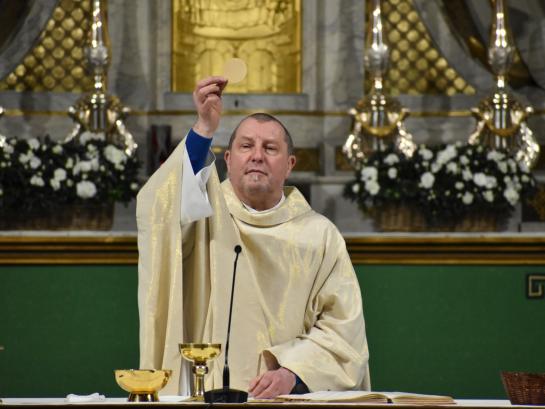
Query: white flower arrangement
345 142 536 226
0 133 141 213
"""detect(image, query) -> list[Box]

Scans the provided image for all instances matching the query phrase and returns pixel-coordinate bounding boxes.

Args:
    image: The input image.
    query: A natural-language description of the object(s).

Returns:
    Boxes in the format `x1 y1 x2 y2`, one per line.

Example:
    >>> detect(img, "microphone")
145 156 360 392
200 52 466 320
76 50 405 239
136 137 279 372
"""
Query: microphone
204 245 248 403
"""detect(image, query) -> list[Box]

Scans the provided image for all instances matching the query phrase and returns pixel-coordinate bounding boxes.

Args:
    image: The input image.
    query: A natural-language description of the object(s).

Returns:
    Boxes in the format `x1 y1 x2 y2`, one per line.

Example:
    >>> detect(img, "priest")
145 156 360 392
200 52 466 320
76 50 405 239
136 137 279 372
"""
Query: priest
137 76 370 398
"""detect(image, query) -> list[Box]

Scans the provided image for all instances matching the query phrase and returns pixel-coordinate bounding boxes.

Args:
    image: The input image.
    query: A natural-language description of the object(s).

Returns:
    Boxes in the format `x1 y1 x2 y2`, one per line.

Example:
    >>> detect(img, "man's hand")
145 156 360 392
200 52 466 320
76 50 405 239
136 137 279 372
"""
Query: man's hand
192 76 228 138
248 367 296 399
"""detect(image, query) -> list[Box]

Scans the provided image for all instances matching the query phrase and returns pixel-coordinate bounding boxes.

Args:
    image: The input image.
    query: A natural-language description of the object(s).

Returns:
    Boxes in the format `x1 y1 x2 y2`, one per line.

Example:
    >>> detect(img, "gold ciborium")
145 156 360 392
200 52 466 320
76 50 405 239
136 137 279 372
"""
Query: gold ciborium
114 369 172 402
179 343 221 401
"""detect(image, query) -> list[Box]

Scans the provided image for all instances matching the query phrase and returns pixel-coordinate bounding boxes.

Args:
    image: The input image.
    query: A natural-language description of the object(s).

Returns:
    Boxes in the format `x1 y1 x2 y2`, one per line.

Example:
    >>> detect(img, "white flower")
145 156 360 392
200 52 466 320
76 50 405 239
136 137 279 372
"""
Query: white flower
87 144 97 153
446 162 458 174
80 131 105 145
487 150 505 161
503 187 519 206
455 182 464 190
384 153 399 165
66 179 73 187
460 155 469 165
90 158 99 171
497 161 508 173
388 167 398 179
52 145 63 154
66 158 74 169
50 179 61 191
54 168 67 181
431 162 441 173
462 169 472 181
352 183 360 194
483 190 494 202
436 145 457 164
360 166 378 182
30 175 45 187
27 138 40 150
76 180 97 199
521 175 530 183
29 156 41 169
73 160 92 175
420 172 435 189
3 144 14 154
473 173 487 187
364 180 380 195
0 187 3 196
462 192 474 205
19 152 32 164
131 183 139 191
507 159 517 173
419 148 433 160
485 176 497 189
104 145 127 166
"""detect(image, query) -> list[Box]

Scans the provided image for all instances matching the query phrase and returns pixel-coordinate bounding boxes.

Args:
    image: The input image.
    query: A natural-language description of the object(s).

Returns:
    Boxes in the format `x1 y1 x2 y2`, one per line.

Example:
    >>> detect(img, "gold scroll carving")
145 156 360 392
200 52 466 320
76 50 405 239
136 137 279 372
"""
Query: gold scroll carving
172 0 301 93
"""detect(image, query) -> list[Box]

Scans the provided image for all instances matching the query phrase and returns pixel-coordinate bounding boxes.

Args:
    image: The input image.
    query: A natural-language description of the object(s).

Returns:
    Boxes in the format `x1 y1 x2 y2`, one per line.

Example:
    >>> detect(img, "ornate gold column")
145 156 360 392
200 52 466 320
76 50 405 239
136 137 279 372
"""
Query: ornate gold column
343 0 415 169
469 0 540 169
66 0 136 155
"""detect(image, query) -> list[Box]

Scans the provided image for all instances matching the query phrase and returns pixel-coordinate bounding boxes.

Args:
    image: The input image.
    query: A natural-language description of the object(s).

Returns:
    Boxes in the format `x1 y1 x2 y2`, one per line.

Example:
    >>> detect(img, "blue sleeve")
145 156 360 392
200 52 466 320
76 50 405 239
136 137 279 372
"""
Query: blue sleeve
186 128 212 174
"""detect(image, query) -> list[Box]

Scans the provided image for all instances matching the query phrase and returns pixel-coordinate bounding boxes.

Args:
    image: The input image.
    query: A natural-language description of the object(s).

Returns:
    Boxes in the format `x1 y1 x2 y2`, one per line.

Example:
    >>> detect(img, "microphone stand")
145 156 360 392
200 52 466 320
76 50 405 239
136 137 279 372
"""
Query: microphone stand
204 245 248 403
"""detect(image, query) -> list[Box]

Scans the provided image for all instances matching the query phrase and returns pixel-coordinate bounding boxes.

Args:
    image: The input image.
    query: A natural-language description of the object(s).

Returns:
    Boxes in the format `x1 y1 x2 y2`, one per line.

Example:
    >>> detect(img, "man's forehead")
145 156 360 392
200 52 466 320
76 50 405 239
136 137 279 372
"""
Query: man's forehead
234 119 285 141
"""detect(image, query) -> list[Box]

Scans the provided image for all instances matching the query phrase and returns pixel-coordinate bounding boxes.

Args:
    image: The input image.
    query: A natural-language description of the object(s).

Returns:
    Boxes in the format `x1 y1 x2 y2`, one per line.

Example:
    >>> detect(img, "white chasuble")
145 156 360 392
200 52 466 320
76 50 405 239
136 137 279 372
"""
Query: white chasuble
137 139 370 395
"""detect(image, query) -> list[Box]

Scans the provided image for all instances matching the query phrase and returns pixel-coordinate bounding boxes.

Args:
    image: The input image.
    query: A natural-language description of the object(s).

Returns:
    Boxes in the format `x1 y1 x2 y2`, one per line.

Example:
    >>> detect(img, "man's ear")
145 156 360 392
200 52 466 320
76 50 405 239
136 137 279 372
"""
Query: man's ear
224 150 231 172
285 154 296 178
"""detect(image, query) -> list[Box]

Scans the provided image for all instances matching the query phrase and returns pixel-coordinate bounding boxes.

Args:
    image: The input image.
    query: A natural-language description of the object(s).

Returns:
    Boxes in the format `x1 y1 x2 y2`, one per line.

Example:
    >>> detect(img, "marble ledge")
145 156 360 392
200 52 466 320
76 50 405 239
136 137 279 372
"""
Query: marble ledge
0 230 137 238
0 230 543 240
164 92 310 111
1 91 544 115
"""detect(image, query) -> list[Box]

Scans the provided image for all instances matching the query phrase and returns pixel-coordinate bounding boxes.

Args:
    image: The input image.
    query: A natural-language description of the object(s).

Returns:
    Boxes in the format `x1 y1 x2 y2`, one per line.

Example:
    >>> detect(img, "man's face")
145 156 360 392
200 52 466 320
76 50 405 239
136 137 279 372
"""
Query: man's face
225 118 296 208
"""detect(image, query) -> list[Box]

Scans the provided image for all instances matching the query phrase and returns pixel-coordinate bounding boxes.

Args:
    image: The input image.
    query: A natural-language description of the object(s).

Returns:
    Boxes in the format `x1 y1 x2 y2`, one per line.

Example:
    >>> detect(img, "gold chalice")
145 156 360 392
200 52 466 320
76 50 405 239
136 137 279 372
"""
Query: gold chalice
179 343 221 401
114 369 172 402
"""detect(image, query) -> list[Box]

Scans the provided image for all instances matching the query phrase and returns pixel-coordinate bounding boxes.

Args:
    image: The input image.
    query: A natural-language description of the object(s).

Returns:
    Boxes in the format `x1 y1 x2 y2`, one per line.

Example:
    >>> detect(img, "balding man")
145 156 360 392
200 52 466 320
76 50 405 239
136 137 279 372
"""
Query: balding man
137 77 370 398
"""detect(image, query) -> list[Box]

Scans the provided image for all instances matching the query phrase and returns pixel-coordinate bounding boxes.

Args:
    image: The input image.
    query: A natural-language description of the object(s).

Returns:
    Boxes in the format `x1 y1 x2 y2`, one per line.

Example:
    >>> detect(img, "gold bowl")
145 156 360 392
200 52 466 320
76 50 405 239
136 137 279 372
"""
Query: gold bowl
114 369 172 402
179 343 221 364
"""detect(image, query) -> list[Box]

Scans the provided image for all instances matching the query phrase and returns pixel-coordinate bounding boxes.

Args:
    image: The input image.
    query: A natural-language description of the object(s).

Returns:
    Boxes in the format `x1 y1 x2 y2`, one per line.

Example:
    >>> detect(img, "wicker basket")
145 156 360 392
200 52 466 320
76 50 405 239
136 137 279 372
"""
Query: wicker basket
0 203 114 230
371 203 427 232
372 204 499 232
501 371 545 405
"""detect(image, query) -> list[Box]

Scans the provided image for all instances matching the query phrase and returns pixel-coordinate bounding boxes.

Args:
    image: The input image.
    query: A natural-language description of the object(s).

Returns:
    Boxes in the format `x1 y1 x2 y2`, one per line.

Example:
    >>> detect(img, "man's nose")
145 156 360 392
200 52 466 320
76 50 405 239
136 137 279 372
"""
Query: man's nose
250 147 264 161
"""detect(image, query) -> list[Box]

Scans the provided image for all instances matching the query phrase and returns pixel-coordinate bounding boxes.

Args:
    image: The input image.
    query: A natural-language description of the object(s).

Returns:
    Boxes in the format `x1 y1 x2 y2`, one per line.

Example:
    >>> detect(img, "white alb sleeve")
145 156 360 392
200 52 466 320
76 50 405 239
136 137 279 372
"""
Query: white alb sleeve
180 148 215 225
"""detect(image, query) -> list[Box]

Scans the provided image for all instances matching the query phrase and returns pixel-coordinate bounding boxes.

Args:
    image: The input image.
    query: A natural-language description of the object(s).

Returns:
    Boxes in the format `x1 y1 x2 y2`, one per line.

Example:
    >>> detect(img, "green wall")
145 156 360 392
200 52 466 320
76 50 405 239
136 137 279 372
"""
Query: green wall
355 265 545 399
0 265 139 397
1 264 544 398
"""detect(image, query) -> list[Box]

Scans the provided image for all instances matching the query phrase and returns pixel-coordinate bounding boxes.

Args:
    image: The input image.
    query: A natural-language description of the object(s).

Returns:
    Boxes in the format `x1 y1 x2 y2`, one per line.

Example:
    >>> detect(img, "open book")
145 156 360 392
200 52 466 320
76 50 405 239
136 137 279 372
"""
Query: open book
277 391 455 405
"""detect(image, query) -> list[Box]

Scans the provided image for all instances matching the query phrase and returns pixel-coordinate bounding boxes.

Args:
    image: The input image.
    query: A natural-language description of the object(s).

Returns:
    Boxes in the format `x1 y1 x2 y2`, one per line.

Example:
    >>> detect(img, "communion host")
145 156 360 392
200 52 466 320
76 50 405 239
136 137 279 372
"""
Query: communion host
137 76 370 398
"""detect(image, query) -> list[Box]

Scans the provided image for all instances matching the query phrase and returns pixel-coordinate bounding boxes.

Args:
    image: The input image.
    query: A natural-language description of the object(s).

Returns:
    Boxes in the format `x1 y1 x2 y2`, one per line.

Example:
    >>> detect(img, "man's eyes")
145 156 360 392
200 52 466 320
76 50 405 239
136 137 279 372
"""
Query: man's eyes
238 144 279 153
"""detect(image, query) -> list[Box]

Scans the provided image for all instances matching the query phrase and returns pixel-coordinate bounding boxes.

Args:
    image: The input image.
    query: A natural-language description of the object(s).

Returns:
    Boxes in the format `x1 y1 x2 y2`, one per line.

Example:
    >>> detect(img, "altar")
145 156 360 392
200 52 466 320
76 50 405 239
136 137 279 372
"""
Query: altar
1 398 545 409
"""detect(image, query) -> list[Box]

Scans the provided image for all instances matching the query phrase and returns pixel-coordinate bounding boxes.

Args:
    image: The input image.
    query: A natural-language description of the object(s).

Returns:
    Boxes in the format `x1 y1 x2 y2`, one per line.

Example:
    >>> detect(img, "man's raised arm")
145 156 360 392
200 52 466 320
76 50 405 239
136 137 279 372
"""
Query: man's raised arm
180 77 228 224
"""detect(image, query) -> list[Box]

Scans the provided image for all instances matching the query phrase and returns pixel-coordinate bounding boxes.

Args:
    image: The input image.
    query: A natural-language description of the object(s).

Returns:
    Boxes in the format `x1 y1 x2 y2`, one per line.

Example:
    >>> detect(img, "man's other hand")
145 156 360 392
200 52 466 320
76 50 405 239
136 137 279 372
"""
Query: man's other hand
192 76 228 138
248 367 296 399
